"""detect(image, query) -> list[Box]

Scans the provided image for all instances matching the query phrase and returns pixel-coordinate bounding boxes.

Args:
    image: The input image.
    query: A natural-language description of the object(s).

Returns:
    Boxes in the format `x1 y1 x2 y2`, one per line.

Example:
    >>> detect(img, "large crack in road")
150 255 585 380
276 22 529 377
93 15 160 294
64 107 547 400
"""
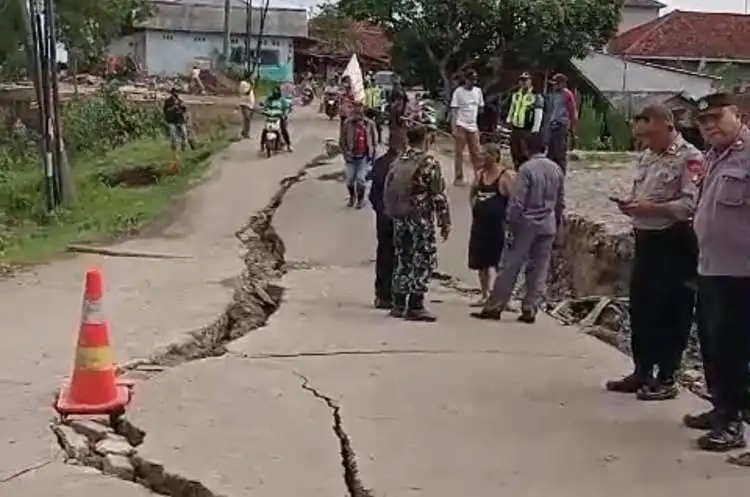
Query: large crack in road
49 150 379 497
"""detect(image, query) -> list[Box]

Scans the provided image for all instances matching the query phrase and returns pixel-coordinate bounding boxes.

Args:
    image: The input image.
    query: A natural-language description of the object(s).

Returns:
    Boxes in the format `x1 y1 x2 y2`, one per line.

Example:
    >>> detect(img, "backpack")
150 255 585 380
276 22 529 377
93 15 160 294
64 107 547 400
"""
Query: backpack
383 155 422 217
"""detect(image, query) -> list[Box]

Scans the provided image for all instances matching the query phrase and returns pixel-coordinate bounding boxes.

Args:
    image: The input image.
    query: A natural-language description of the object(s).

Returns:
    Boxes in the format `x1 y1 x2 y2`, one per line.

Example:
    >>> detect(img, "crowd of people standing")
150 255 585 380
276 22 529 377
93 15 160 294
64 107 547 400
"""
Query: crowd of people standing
333 67 750 455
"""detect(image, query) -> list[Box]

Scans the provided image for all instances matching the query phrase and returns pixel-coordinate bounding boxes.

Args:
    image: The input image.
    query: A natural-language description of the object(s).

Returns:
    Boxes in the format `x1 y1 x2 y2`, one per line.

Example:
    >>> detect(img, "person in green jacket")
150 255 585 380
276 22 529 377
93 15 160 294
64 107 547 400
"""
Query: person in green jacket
364 79 385 144
263 86 293 151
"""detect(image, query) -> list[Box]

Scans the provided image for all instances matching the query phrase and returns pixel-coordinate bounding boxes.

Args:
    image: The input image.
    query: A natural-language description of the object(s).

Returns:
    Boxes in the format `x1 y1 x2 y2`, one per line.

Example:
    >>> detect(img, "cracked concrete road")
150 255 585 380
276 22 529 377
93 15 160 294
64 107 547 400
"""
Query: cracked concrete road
116 149 750 496
0 106 335 491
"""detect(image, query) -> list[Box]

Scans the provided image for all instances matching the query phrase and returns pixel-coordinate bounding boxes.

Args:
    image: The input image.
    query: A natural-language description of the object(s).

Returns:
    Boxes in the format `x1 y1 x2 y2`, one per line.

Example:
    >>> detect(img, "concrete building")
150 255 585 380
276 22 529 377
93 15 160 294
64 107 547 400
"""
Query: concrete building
108 0 308 81
618 0 664 34
574 51 719 115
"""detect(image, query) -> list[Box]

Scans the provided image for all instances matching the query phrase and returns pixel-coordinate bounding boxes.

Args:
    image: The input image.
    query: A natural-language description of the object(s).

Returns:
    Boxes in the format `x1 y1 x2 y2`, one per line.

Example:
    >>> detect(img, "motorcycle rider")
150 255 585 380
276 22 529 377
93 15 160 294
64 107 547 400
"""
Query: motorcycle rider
263 85 293 152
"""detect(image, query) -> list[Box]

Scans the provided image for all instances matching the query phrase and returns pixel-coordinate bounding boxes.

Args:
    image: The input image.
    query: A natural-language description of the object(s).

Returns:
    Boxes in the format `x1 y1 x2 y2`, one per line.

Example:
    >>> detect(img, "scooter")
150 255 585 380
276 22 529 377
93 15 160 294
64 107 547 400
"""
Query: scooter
301 86 314 106
261 112 282 158
324 93 338 120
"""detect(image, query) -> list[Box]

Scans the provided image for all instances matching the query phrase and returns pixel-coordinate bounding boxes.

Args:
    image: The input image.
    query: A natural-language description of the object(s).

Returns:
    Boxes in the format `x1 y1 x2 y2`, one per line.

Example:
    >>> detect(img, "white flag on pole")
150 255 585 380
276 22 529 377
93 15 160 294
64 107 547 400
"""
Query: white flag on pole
343 54 365 103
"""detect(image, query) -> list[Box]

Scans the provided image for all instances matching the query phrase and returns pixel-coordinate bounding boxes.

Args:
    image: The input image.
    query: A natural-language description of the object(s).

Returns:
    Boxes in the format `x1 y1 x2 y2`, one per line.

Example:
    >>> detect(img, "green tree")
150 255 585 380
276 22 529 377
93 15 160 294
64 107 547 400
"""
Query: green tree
309 3 352 53
338 0 623 97
0 0 152 73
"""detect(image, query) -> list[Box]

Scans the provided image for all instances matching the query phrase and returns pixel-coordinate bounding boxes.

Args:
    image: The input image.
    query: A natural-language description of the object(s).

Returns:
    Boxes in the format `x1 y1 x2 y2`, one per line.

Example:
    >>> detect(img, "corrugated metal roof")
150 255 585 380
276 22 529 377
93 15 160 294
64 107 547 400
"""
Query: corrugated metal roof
624 0 665 8
139 0 308 36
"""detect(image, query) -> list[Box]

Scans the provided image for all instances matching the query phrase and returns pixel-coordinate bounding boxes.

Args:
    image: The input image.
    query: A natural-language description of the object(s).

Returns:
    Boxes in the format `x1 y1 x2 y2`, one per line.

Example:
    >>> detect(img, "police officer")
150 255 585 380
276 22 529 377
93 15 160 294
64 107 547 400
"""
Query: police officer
470 132 565 323
506 72 544 169
604 105 700 401
686 93 750 452
383 123 451 322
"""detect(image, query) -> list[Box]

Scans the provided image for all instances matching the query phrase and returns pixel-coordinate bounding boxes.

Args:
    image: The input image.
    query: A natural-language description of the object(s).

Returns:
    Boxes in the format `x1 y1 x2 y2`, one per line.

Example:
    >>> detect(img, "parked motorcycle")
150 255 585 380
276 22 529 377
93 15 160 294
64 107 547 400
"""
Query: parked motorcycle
301 86 314 106
324 92 338 120
261 111 283 158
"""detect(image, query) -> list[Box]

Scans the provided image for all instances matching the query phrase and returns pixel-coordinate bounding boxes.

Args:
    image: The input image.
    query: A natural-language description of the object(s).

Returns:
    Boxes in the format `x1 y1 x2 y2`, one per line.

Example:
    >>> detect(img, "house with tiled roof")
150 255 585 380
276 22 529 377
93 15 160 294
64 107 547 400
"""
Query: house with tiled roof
609 10 750 86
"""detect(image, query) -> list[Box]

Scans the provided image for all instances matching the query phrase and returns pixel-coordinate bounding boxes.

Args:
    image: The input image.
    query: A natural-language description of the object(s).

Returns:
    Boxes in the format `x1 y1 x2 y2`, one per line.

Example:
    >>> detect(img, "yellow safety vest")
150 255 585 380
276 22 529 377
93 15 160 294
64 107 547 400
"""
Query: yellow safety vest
509 89 536 128
365 87 383 109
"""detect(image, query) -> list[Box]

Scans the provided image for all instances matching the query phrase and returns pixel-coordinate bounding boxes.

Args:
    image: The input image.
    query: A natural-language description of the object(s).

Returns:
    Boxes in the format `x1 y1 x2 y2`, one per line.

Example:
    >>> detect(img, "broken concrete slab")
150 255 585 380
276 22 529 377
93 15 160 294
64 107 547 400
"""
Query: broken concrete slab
101 454 135 480
0 462 151 497
94 436 134 457
52 424 90 461
127 356 344 497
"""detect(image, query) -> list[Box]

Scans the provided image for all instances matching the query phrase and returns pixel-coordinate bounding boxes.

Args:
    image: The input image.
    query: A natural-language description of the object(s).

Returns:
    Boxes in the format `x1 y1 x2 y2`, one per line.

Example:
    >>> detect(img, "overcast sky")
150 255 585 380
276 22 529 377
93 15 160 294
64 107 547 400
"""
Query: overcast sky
274 0 750 13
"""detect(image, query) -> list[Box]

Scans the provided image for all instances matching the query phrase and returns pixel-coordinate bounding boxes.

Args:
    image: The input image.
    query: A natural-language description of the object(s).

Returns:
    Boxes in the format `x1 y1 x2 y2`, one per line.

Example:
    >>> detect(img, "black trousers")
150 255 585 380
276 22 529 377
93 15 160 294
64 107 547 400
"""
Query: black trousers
509 128 528 169
694 295 715 397
630 222 697 380
547 125 569 174
698 275 750 419
374 212 395 301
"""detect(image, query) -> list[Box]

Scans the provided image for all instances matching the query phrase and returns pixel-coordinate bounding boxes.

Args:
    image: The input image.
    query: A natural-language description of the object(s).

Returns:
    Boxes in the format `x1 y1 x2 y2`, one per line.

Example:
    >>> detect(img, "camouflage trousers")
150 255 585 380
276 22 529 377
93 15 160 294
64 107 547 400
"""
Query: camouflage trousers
392 215 438 295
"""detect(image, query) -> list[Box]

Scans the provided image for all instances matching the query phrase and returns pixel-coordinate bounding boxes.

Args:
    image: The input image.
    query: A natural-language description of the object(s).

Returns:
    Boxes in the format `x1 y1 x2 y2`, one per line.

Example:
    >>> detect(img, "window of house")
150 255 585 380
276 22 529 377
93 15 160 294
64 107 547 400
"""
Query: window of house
231 37 240 44
193 36 206 42
162 33 174 41
258 49 280 66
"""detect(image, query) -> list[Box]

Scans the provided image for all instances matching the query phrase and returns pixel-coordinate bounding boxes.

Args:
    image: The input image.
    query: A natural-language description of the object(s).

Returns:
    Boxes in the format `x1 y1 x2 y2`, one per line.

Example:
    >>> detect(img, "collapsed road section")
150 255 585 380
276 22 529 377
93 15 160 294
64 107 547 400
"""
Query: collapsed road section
49 151 371 497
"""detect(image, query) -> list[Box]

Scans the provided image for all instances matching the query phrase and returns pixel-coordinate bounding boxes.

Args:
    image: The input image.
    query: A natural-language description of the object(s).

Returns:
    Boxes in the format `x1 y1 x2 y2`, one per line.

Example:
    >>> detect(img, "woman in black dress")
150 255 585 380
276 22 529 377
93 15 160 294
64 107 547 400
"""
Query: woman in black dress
468 144 516 307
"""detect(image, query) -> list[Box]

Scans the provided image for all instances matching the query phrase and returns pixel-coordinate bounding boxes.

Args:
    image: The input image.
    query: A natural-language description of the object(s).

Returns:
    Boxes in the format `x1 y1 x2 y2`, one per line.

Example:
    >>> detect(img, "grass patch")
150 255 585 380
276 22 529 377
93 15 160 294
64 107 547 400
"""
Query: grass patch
0 133 230 265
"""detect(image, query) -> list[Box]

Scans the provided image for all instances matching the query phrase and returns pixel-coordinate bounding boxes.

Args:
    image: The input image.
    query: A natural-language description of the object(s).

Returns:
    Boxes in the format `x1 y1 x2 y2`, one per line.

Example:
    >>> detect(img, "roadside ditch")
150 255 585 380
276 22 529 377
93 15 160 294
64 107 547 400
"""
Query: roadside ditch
50 150 374 497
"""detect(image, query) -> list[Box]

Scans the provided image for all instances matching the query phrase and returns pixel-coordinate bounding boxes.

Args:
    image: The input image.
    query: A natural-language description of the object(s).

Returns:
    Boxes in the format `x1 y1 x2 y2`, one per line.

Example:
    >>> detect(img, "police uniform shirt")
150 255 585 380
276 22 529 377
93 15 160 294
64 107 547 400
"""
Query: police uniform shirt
694 125 750 277
629 134 702 230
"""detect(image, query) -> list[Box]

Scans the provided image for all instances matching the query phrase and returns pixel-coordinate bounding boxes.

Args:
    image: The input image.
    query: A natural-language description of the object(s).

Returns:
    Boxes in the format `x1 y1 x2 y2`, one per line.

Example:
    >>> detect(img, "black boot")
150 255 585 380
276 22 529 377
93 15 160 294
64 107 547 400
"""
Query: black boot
389 293 407 317
374 296 392 309
684 408 719 430
405 293 437 322
346 185 355 207
605 370 650 393
470 308 502 321
517 309 536 324
697 418 747 452
636 376 680 401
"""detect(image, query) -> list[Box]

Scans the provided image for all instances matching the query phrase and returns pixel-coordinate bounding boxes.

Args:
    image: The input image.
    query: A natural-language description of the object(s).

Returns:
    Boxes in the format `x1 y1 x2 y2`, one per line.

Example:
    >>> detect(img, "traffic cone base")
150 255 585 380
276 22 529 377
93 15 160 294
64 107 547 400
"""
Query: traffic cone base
55 268 131 416
55 383 129 415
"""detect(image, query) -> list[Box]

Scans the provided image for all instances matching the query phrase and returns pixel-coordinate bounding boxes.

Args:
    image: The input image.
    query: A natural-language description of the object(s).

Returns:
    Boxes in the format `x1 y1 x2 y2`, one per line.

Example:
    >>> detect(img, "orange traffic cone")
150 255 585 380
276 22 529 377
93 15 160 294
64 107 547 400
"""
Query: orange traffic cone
55 268 130 416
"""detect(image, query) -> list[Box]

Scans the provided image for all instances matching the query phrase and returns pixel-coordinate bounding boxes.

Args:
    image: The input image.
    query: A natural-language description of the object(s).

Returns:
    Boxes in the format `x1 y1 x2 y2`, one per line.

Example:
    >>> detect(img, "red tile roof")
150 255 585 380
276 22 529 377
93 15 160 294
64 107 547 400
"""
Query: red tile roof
306 20 390 64
609 10 750 60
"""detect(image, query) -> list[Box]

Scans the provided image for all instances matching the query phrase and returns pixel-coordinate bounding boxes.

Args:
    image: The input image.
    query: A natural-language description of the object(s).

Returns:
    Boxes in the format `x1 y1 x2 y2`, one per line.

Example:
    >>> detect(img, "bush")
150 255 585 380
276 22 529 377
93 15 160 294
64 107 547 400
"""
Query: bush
576 97 605 150
63 82 162 155
0 84 164 227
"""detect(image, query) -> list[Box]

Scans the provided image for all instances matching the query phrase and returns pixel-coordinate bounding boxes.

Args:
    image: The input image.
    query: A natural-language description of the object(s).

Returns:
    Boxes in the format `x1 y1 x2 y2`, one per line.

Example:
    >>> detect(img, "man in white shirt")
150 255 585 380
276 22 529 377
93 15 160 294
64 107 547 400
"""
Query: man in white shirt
238 80 256 139
450 70 484 186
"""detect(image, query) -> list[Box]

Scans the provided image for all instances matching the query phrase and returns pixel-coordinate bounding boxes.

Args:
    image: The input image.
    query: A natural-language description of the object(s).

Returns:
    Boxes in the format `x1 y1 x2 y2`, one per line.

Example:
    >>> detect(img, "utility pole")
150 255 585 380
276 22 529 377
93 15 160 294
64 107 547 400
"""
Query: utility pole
251 0 271 79
221 0 231 70
244 0 252 77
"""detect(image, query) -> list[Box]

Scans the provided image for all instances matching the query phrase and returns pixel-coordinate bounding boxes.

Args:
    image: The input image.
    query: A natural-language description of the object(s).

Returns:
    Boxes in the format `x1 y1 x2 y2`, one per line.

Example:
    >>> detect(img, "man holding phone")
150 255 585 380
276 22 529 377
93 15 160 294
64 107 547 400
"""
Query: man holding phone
605 105 702 401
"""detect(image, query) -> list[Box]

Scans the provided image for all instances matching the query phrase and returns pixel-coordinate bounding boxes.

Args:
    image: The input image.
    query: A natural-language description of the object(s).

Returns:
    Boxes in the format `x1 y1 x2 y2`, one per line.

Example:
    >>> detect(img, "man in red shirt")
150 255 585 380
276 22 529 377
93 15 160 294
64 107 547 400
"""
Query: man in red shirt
340 101 378 208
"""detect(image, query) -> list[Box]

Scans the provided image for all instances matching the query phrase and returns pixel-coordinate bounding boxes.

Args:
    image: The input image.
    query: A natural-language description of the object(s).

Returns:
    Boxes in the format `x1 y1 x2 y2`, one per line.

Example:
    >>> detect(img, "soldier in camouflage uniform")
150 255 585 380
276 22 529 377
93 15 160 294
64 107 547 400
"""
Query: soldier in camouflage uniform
388 125 452 321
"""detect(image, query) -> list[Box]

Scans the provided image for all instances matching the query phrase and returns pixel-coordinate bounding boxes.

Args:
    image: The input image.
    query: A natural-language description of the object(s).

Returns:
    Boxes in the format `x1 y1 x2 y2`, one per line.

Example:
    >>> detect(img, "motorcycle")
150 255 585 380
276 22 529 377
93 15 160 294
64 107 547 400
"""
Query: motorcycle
301 86 314 106
324 93 338 120
261 112 283 158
